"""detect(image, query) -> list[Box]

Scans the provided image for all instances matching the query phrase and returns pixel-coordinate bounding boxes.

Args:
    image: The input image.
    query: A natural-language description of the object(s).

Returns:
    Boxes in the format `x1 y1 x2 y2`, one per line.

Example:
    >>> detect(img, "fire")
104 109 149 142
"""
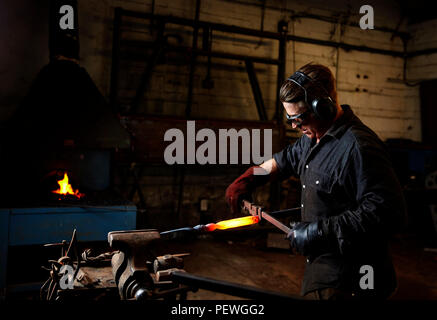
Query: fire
204 215 260 231
52 173 84 199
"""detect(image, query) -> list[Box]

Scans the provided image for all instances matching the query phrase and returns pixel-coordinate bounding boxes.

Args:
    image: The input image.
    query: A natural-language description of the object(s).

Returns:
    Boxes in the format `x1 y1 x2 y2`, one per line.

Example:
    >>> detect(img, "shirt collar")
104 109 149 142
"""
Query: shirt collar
324 104 356 139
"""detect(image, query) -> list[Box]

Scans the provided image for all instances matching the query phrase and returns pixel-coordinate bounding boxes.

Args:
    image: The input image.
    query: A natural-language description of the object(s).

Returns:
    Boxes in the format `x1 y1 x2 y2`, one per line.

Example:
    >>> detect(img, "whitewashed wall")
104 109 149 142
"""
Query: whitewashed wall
407 18 437 82
0 0 429 143
77 0 423 142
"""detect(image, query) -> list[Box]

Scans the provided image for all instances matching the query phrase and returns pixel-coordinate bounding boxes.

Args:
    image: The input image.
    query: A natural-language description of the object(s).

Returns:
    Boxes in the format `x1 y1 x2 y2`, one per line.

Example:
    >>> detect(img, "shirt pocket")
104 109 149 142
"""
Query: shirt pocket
307 170 335 194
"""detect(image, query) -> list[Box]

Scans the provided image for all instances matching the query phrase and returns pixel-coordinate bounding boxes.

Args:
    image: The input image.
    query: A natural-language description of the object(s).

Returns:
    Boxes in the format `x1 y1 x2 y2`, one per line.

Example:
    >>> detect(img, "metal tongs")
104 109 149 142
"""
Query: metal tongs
242 200 300 234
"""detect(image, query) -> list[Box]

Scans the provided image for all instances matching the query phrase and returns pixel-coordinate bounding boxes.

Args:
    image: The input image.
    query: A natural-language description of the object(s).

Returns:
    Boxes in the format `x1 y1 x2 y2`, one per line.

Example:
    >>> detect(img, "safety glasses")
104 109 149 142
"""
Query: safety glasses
286 110 310 127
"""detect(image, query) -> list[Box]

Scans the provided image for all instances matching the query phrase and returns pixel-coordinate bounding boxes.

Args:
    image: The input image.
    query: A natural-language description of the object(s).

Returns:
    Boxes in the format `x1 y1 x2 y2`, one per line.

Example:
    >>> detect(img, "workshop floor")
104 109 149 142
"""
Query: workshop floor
162 232 437 300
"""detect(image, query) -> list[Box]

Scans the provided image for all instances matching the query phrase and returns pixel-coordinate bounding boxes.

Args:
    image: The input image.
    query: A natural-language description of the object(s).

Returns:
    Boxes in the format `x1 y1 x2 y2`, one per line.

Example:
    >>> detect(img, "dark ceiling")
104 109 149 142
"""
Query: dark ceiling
397 0 437 24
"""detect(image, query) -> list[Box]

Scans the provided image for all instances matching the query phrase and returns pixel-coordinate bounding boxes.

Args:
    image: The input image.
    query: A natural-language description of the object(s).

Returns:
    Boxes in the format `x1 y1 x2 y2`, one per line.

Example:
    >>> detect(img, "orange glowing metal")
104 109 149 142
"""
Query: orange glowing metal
52 173 84 199
204 215 260 231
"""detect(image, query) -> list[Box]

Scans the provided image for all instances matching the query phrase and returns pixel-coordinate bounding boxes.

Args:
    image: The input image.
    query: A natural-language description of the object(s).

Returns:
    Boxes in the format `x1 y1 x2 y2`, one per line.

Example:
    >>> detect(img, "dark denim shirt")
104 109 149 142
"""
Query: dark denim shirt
273 105 406 296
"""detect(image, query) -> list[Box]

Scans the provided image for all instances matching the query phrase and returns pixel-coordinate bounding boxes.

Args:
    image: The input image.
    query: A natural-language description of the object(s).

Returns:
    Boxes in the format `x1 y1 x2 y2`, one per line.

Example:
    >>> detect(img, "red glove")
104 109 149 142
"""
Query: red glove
225 166 270 214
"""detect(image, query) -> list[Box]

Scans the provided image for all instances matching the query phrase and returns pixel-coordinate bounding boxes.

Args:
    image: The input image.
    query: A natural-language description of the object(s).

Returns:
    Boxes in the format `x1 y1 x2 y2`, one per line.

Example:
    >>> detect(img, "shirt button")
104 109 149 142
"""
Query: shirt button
315 180 319 185
303 185 306 189
306 258 310 263
301 204 304 208
305 165 309 169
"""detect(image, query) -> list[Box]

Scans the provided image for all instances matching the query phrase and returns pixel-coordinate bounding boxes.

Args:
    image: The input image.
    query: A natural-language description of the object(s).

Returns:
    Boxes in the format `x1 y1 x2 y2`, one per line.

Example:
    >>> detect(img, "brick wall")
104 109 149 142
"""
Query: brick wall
0 0 424 140
75 0 421 142
407 19 437 82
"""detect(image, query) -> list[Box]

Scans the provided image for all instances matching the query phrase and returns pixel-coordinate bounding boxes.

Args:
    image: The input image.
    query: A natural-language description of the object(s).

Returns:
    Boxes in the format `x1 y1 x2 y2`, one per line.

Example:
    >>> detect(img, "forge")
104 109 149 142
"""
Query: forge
0 0 135 296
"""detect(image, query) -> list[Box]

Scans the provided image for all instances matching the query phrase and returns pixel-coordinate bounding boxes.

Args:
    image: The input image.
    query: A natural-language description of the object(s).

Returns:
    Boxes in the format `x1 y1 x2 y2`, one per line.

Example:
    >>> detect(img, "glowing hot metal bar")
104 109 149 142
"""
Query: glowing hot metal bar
160 202 295 240
160 215 261 240
203 215 260 232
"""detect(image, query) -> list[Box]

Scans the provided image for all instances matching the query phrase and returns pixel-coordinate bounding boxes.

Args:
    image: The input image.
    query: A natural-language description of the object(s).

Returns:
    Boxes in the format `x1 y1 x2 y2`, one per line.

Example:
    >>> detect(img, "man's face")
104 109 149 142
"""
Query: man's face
283 101 320 140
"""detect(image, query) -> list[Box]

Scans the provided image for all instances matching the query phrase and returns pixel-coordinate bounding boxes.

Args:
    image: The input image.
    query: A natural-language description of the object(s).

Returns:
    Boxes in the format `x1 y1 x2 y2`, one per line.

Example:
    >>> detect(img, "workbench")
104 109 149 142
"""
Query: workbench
0 205 136 298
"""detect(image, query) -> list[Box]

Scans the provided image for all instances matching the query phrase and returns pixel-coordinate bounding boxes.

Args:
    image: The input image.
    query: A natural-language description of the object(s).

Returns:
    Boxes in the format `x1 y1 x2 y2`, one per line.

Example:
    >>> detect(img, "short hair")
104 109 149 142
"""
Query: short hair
279 63 338 107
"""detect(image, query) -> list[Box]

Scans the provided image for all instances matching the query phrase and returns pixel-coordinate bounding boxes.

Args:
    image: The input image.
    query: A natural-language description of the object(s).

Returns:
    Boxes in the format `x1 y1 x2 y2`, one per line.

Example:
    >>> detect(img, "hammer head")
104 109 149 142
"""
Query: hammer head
108 229 160 249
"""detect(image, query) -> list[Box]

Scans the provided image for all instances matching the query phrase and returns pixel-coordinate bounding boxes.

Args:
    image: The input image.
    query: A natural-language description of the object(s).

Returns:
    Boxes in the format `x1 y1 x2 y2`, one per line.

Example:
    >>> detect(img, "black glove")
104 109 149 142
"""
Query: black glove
287 221 324 256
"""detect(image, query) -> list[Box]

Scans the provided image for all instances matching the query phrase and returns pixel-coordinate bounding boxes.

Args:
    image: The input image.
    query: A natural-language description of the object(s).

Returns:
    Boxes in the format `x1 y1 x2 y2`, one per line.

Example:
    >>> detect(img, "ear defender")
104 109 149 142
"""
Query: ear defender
287 71 337 121
311 97 337 121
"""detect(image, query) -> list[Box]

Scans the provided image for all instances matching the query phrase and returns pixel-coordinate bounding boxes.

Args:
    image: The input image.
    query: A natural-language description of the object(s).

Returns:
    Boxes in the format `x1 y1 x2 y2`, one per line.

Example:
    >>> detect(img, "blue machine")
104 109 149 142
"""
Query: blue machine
0 205 136 297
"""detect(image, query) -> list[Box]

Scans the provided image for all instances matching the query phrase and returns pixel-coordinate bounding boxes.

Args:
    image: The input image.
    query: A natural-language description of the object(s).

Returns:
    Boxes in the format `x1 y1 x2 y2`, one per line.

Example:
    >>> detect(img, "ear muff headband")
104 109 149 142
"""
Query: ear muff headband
287 71 312 105
286 71 336 121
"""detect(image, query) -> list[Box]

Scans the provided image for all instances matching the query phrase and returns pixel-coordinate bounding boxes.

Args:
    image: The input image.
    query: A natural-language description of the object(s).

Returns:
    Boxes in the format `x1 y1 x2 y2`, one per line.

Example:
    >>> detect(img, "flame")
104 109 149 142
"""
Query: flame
204 215 260 231
52 173 84 199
